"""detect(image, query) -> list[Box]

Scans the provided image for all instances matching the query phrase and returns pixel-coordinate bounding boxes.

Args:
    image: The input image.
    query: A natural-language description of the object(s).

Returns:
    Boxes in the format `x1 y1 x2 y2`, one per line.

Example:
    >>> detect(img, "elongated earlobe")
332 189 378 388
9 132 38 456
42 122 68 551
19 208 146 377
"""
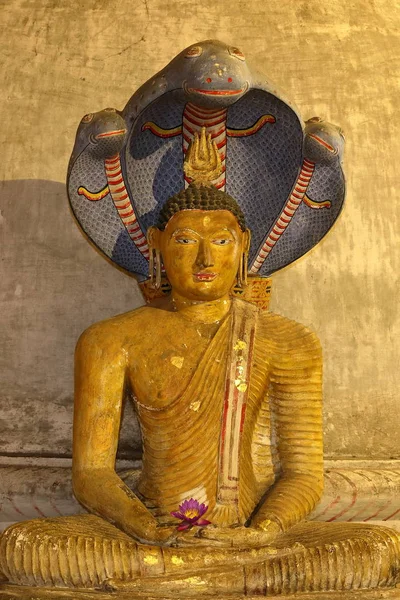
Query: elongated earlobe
236 229 251 289
147 227 162 290
236 251 248 288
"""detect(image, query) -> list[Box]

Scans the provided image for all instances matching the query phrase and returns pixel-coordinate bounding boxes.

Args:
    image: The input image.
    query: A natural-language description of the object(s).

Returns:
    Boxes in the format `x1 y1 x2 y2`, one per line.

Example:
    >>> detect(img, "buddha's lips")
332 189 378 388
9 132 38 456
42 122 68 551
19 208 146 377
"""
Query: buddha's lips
194 272 218 281
95 129 127 139
309 133 336 153
187 87 245 96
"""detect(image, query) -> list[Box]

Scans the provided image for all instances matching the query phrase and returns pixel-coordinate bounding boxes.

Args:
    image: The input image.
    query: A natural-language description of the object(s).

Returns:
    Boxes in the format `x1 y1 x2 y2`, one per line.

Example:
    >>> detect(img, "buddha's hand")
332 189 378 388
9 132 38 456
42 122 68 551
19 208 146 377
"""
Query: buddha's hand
132 519 178 546
195 520 282 547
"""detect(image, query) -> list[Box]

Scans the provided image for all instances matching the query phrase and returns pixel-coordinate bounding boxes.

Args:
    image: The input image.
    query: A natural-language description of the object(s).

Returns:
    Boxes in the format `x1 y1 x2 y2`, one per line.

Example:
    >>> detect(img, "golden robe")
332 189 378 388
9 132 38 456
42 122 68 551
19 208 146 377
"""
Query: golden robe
1 300 399 595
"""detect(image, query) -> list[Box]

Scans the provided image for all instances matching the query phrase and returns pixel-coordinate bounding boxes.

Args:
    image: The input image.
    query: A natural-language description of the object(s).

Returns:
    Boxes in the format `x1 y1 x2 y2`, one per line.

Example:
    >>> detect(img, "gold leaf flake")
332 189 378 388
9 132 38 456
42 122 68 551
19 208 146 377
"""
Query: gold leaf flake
171 356 184 369
235 379 248 392
190 400 201 412
234 339 247 351
185 576 206 586
143 555 159 565
171 555 185 565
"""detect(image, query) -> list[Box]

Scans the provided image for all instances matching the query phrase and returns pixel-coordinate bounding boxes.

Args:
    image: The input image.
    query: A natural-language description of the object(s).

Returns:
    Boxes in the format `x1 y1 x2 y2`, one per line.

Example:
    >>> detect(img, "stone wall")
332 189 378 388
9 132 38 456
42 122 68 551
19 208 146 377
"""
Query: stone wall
1 0 399 462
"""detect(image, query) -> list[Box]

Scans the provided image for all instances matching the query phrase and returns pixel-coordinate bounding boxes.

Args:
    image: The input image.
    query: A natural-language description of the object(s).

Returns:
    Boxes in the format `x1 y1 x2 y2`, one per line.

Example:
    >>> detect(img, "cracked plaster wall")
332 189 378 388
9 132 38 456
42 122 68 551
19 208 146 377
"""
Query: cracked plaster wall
0 0 399 461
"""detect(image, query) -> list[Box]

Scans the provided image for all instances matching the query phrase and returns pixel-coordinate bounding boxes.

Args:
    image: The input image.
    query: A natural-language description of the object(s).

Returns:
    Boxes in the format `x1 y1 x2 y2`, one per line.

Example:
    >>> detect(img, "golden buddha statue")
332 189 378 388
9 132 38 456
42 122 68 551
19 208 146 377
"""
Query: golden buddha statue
1 129 400 598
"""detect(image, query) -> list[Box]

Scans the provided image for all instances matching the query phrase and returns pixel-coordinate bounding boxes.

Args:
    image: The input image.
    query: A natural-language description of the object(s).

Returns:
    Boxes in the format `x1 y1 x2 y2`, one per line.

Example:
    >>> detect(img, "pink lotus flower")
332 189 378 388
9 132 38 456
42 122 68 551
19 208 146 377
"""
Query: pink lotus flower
171 498 211 531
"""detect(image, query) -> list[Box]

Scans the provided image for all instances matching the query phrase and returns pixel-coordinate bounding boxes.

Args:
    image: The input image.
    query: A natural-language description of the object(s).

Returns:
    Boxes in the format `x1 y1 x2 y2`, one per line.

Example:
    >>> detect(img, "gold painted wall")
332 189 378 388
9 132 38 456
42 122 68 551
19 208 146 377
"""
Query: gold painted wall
0 0 399 459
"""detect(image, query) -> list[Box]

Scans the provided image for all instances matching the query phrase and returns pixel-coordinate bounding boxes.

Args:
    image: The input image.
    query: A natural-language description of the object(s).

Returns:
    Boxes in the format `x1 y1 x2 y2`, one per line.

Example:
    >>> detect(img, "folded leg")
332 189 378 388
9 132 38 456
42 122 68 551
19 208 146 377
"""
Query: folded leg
1 516 399 595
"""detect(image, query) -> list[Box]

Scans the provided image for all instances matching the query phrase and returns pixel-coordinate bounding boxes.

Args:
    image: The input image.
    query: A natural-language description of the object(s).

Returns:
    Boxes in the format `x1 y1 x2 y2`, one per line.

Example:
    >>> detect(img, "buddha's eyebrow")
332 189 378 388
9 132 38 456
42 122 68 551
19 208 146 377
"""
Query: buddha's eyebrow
171 228 198 237
210 227 236 235
171 227 237 238
209 227 238 240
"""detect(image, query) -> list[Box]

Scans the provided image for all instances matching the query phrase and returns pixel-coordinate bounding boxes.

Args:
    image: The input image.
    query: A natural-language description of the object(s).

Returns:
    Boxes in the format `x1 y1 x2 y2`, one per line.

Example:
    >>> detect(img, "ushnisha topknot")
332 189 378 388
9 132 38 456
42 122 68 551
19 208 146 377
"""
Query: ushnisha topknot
157 183 246 232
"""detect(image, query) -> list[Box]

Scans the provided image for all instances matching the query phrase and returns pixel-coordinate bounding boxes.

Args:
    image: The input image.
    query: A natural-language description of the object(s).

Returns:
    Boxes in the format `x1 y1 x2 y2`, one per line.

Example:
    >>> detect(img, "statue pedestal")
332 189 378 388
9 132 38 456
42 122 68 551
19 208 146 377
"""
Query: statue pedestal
1 583 399 599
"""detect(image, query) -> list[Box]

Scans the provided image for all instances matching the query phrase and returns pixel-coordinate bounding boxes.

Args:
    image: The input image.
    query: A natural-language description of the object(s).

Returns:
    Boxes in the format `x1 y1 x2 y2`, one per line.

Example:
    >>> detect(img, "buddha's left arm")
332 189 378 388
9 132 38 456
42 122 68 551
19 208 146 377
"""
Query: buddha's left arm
252 322 324 533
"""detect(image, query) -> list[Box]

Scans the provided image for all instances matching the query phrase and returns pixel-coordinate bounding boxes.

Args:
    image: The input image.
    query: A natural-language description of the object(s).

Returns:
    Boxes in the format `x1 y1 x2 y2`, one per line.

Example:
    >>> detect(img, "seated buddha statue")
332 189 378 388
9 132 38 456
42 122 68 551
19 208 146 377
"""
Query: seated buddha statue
1 173 400 597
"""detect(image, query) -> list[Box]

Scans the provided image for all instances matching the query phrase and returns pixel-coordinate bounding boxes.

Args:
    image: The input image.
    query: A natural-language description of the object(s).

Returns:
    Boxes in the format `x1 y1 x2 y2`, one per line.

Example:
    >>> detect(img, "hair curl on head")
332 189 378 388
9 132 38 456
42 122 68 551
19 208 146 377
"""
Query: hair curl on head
157 183 246 231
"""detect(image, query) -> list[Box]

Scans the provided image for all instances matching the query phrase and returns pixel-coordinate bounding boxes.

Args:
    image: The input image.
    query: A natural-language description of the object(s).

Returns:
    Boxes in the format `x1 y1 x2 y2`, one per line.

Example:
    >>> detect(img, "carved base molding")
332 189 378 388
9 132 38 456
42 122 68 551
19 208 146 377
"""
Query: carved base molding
1 583 400 600
1 459 399 531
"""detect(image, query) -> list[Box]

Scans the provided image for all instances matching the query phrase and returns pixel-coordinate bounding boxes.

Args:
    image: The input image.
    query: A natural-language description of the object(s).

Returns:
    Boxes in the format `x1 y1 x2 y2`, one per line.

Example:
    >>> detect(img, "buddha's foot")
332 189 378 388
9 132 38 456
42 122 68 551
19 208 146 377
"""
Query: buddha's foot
0 516 399 596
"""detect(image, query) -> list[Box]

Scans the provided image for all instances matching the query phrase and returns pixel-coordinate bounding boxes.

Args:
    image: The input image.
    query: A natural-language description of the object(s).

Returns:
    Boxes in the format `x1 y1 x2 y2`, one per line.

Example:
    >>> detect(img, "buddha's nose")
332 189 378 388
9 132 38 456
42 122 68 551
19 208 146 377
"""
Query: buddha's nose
195 240 214 269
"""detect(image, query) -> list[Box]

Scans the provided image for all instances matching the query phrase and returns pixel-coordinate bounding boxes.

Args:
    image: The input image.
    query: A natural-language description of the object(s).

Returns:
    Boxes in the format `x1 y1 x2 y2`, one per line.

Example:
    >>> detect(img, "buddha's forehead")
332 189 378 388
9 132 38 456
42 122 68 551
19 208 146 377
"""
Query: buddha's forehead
164 209 241 235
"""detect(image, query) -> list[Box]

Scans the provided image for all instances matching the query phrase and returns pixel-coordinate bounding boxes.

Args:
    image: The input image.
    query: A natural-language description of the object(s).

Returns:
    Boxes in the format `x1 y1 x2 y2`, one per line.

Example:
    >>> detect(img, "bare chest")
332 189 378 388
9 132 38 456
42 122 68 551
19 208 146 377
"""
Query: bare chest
127 321 219 407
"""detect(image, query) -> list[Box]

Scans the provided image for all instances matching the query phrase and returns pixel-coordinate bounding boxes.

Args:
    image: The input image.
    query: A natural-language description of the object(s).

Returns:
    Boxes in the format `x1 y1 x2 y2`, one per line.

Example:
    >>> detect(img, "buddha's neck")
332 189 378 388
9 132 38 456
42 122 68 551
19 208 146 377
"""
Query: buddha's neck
171 292 231 324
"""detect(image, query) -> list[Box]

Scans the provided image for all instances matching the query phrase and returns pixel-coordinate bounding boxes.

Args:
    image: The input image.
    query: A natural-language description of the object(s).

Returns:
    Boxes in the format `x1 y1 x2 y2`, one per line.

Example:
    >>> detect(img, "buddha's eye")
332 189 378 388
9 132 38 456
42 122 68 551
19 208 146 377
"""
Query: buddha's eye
212 238 232 246
185 46 203 58
228 46 245 61
176 238 197 245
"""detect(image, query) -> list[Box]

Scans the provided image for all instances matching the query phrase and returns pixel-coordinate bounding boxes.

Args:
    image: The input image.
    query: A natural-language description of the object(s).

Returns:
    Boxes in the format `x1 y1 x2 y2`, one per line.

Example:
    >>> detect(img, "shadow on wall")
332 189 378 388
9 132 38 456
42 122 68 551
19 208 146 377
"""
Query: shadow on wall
0 179 143 460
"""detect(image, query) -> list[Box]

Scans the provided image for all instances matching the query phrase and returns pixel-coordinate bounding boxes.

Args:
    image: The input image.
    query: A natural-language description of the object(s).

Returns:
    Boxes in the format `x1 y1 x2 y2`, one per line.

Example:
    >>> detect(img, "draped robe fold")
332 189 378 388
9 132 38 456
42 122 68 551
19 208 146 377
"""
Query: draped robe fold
136 299 274 528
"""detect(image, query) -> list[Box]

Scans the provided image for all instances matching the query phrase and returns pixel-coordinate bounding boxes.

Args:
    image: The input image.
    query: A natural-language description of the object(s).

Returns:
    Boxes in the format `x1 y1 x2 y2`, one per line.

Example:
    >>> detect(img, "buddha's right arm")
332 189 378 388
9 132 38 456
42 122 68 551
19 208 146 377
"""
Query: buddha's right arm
72 322 167 544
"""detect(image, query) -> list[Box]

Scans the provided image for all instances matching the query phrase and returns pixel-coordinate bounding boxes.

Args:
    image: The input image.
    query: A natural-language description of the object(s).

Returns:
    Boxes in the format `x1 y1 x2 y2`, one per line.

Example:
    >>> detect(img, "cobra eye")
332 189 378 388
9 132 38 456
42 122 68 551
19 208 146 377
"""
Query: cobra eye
81 113 94 123
185 46 203 58
229 47 245 61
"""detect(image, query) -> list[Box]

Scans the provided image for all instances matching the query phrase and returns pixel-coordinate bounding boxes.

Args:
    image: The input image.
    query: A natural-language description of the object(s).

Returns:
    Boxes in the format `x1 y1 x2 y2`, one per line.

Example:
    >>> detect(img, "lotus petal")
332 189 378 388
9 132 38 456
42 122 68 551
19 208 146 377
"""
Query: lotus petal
177 522 192 531
197 518 211 526
170 511 185 520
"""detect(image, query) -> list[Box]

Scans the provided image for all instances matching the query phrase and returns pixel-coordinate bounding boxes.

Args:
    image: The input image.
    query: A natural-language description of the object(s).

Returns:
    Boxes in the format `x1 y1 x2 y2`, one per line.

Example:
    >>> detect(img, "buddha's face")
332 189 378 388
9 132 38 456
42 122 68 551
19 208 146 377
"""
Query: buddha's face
154 209 248 302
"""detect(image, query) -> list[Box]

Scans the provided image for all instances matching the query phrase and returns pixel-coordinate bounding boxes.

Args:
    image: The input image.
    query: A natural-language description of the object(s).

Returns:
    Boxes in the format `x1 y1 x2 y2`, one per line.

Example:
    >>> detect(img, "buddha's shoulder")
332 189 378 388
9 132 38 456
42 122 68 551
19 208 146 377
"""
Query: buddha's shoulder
76 306 163 349
256 308 322 355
